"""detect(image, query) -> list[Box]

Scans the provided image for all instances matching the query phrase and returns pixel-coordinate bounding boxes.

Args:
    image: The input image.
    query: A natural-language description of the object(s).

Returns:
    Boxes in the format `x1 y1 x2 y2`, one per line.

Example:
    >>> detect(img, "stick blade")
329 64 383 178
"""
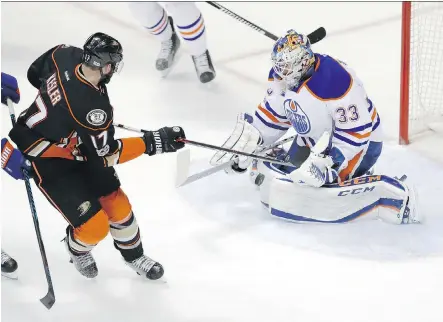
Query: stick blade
308 27 326 44
311 131 331 155
178 161 234 188
40 289 55 309
175 149 191 188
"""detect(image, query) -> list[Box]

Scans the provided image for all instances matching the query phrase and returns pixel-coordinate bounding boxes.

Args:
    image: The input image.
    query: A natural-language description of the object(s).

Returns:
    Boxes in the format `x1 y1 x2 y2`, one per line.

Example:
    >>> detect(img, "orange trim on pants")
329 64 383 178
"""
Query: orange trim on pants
339 150 363 181
99 188 132 223
73 209 110 245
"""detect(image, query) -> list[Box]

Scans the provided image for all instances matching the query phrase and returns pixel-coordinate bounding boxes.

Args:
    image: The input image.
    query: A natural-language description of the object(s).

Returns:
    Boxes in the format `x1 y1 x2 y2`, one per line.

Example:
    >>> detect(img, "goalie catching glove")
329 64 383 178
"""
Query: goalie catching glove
288 132 338 187
210 113 262 173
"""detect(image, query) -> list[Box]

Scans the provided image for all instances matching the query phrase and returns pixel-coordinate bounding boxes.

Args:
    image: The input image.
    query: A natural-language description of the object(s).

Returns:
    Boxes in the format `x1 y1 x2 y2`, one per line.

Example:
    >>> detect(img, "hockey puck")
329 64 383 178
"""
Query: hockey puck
255 173 265 186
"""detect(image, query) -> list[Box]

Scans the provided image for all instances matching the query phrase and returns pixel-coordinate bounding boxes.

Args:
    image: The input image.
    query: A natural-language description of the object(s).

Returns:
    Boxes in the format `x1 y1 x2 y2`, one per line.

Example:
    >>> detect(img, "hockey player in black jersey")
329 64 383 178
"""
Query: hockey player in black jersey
9 32 186 280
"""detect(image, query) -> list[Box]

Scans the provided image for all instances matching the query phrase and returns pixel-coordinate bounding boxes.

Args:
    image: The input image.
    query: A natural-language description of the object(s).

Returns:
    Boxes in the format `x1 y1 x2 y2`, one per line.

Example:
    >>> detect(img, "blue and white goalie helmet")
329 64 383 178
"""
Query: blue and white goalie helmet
271 30 315 88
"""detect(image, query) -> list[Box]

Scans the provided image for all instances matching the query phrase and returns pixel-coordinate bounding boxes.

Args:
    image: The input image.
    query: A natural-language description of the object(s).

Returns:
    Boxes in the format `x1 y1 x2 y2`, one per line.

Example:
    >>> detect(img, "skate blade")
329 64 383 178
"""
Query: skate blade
1 271 18 280
159 52 182 79
136 272 168 284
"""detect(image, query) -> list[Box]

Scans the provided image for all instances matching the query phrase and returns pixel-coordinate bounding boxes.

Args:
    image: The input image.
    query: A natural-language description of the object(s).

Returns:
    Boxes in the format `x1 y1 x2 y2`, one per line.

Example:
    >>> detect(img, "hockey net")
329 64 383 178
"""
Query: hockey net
400 2 443 145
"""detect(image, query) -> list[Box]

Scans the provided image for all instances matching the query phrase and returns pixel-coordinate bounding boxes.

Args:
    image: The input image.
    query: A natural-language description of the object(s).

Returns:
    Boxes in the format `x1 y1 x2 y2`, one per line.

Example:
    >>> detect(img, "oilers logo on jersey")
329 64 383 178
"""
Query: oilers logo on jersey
283 99 311 135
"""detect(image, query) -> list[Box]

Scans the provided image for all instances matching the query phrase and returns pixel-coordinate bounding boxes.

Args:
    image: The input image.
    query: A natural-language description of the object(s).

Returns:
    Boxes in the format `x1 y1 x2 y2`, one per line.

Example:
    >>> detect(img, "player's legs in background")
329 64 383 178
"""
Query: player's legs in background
1 250 18 279
164 2 216 83
31 159 110 278
128 2 180 77
92 168 164 280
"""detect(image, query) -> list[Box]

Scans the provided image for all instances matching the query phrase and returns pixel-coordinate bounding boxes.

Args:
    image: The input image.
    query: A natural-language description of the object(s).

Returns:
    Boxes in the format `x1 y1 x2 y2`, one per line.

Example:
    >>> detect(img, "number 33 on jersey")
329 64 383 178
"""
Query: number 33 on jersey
255 54 383 182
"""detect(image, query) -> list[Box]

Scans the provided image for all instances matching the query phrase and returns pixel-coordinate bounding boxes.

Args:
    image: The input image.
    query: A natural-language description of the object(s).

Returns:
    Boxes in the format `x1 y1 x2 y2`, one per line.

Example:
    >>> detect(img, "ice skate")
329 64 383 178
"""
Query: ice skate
125 254 164 280
1 250 18 279
192 49 216 83
156 17 181 77
63 237 98 278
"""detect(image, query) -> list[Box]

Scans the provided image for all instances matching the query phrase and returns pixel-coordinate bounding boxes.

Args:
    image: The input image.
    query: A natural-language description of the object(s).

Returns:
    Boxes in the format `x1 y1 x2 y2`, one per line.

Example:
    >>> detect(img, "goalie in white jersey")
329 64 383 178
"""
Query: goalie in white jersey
211 29 419 224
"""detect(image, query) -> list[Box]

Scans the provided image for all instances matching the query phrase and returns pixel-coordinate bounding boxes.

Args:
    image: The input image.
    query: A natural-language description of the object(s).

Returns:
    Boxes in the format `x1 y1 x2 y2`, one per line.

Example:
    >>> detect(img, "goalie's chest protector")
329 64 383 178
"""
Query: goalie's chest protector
283 54 364 143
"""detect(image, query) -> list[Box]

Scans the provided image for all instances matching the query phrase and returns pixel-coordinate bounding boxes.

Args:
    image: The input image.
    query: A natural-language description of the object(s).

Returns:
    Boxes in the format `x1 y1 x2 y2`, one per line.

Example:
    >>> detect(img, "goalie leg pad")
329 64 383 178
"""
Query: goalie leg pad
268 174 417 224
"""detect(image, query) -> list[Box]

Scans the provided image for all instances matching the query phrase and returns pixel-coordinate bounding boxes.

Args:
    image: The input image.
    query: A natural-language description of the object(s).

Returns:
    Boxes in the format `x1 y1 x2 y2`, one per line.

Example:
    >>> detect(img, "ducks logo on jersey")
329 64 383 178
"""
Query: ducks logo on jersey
283 98 311 135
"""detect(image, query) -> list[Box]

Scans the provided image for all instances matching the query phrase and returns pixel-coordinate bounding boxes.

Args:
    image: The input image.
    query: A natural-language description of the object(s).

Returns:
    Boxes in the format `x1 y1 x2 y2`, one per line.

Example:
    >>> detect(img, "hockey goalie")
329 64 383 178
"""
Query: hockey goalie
211 29 420 224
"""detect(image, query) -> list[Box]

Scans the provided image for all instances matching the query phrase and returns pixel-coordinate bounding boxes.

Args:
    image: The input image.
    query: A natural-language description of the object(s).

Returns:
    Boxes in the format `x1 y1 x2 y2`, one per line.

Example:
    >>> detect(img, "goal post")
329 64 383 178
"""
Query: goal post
399 1 443 145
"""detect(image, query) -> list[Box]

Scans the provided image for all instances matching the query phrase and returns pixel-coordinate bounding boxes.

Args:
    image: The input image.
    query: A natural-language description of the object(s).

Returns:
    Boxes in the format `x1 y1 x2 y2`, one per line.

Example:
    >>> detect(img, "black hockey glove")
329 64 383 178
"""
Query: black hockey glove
143 126 186 156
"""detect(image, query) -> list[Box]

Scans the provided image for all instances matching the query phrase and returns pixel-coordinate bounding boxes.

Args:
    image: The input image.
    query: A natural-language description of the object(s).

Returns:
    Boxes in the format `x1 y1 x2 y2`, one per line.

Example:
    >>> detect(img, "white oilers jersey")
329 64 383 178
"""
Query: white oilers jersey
251 54 382 181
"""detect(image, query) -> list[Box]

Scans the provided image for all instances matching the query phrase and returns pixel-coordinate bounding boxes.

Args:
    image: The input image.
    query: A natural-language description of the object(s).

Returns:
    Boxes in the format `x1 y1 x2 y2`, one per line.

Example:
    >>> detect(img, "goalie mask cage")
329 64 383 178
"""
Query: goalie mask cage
399 2 443 145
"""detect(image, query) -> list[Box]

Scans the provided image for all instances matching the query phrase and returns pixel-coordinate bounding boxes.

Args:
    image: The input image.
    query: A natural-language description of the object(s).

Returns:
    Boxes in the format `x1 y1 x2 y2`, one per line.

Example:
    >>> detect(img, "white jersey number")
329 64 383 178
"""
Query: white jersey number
26 94 48 128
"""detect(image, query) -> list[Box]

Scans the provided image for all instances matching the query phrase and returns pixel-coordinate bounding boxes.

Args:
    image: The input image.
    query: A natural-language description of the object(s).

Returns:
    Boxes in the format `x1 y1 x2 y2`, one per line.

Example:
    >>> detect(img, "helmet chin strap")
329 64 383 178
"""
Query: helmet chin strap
99 64 113 85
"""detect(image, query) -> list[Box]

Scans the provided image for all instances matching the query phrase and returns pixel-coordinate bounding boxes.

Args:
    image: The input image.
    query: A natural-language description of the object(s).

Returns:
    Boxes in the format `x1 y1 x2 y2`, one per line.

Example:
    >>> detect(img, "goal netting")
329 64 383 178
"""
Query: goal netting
400 2 443 144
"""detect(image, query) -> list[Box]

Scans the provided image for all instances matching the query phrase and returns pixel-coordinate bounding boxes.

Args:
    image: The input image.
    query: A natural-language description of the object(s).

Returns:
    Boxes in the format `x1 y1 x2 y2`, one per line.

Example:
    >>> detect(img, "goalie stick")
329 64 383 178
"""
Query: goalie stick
175 134 297 187
6 99 55 310
206 1 326 44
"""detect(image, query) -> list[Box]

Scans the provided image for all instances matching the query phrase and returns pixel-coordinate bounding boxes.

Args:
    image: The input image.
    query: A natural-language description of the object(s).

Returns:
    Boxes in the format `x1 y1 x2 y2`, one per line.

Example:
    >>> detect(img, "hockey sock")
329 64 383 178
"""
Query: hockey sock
109 211 143 262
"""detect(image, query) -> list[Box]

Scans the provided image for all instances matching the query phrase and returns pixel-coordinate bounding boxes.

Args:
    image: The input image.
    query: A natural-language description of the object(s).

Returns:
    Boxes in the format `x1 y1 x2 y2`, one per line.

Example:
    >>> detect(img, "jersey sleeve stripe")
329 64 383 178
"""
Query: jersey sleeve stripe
372 115 381 131
333 132 368 147
264 101 287 119
23 138 44 153
300 137 309 147
335 122 372 133
338 149 364 181
300 136 316 147
257 105 291 126
367 98 374 113
308 137 316 147
27 140 50 157
344 131 371 139
255 112 290 131
371 108 378 121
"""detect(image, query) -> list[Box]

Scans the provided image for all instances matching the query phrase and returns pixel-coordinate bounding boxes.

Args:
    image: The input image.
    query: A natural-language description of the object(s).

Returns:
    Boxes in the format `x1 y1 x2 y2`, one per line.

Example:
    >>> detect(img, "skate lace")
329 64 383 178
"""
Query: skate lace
1 251 11 265
194 52 209 69
76 253 95 268
159 39 174 59
132 255 156 271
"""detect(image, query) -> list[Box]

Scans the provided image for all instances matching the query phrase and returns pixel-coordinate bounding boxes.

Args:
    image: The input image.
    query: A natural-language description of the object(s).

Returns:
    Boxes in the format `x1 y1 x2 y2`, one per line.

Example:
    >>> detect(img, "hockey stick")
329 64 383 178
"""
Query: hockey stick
206 1 326 44
6 99 55 310
113 123 296 167
175 134 297 187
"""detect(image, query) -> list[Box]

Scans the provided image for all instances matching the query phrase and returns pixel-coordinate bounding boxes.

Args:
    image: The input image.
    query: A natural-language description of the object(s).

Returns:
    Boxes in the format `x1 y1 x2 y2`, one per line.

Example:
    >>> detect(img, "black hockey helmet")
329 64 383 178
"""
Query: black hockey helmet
82 32 123 84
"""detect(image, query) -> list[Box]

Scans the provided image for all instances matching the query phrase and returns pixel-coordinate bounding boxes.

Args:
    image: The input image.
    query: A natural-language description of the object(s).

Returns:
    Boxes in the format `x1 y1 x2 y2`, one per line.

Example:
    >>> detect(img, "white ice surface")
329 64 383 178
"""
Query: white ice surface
1 2 443 322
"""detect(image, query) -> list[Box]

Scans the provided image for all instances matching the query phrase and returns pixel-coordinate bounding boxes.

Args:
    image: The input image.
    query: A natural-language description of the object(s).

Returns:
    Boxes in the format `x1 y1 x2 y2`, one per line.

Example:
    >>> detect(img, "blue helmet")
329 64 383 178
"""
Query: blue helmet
271 30 315 88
